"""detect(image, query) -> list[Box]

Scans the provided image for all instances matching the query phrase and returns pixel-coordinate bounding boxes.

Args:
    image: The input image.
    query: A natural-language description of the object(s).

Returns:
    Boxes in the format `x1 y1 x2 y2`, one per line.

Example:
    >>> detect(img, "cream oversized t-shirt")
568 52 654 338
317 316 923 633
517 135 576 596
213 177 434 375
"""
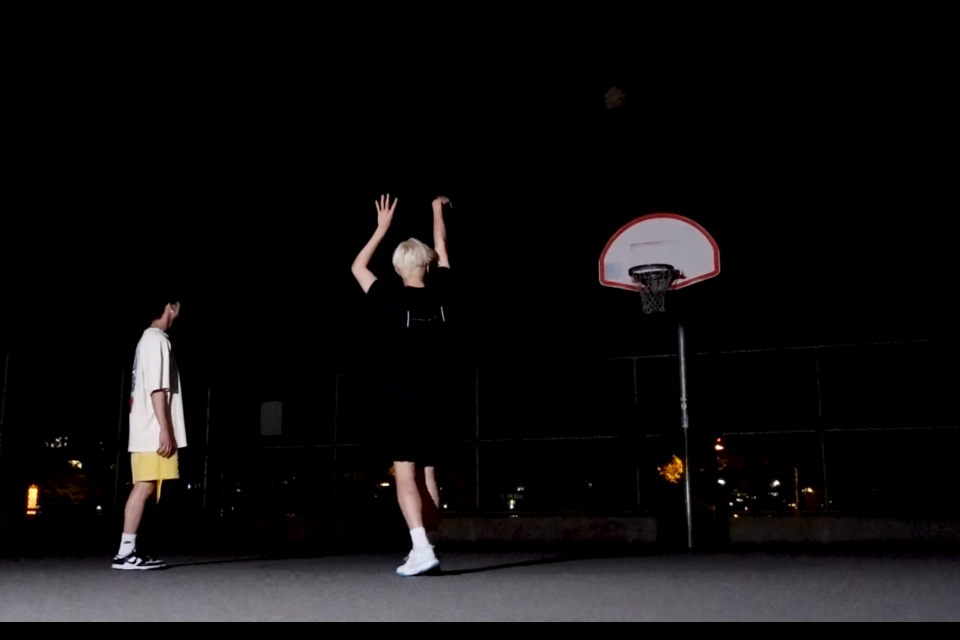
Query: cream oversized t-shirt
129 327 187 453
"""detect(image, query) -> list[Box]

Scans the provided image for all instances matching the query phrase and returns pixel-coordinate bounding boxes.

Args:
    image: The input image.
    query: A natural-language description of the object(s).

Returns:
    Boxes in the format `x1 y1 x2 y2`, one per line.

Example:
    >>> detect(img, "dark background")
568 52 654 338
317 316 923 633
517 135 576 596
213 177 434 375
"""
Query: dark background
4 57 954 406
1 27 957 540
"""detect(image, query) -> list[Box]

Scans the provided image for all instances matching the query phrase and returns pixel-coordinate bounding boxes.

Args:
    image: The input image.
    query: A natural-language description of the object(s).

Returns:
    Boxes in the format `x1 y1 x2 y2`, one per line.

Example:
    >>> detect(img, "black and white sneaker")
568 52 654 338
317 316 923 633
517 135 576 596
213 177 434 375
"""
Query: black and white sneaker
112 551 167 571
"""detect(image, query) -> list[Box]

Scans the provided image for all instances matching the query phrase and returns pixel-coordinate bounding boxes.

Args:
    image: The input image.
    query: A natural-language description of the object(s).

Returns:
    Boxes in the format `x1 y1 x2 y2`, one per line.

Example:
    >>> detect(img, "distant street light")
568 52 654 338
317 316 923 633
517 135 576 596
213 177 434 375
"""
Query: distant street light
27 485 39 516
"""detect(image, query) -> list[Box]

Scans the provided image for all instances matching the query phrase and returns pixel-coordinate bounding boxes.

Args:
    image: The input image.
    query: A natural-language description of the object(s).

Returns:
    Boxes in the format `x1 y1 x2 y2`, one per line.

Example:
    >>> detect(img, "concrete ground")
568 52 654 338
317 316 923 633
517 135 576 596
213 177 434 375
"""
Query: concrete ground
1 551 959 621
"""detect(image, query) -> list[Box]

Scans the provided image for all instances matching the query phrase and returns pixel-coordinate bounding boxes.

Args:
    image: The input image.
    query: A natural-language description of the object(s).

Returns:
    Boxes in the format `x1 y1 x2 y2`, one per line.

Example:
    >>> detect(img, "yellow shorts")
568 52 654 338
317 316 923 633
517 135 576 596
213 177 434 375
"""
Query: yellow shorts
131 453 180 501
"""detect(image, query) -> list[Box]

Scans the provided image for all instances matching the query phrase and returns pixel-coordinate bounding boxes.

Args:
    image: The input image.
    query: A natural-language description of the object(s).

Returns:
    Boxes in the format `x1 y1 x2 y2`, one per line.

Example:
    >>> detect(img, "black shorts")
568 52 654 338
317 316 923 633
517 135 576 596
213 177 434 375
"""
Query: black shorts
384 373 450 468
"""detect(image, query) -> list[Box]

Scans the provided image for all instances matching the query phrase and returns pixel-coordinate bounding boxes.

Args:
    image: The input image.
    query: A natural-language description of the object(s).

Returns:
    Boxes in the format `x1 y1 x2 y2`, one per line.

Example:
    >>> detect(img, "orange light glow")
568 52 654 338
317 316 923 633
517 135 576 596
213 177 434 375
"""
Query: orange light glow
659 456 684 484
27 485 39 516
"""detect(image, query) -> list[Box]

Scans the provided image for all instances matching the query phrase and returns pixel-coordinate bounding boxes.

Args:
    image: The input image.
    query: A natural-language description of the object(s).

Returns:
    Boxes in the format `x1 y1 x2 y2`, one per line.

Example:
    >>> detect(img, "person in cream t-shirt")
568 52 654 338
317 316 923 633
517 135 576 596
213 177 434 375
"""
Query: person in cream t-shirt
129 327 187 454
113 296 187 571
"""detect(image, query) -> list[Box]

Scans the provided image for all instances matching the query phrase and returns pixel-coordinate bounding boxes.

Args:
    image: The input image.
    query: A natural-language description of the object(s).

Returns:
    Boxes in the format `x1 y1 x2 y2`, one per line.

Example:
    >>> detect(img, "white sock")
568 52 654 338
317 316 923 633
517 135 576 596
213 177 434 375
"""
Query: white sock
410 527 430 551
118 533 137 558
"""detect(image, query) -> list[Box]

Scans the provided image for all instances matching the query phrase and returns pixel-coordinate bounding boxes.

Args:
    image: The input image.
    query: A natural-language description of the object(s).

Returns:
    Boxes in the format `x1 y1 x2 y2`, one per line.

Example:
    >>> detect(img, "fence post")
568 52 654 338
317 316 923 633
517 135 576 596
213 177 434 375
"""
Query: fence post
0 338 10 461
475 368 481 511
203 386 212 511
814 348 830 511
633 358 642 510
333 374 340 509
113 365 127 510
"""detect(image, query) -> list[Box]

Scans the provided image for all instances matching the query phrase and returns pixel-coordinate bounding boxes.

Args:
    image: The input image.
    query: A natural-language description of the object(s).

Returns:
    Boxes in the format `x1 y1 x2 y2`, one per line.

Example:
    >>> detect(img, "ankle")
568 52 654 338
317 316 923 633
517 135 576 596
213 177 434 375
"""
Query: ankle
117 533 137 558
410 527 431 551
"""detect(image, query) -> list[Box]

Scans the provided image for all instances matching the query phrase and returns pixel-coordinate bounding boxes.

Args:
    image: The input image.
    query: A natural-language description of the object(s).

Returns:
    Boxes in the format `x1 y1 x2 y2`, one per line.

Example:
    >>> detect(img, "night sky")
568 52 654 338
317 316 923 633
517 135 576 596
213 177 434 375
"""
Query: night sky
1 48 956 454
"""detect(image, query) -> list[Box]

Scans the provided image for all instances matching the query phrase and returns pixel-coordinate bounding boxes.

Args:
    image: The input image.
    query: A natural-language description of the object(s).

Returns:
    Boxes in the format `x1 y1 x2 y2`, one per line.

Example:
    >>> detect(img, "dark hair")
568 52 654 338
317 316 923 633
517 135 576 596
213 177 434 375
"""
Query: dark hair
146 293 180 324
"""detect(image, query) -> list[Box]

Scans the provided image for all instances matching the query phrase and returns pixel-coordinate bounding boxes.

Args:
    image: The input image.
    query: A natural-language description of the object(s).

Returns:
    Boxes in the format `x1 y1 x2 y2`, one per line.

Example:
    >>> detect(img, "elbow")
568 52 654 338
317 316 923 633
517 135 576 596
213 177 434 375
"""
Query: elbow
351 263 371 282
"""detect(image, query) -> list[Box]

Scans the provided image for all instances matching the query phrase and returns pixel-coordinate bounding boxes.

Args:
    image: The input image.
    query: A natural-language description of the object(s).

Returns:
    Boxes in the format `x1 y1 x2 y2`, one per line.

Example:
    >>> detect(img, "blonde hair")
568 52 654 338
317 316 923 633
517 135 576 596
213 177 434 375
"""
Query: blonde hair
393 238 438 276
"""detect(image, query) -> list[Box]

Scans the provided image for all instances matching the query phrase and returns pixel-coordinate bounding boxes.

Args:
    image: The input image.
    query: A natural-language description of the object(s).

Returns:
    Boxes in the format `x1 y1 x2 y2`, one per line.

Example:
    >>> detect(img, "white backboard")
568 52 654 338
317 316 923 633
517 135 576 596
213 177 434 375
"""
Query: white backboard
600 214 720 292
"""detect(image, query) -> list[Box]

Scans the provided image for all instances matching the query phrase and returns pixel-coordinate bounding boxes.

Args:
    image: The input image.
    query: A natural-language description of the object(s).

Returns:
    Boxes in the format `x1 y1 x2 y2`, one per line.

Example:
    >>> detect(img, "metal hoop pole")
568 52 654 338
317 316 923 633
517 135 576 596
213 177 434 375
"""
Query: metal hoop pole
678 324 693 551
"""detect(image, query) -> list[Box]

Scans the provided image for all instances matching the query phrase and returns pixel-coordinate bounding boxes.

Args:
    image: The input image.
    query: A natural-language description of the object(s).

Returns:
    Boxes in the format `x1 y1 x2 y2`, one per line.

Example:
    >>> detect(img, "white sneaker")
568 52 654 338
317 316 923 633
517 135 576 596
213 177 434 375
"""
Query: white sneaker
397 546 440 578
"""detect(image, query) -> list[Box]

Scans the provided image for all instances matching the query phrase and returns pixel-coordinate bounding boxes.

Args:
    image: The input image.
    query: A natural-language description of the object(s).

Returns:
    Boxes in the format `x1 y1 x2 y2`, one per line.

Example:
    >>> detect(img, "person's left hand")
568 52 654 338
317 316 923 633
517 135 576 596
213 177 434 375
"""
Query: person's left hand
377 194 398 229
158 429 178 459
432 196 452 209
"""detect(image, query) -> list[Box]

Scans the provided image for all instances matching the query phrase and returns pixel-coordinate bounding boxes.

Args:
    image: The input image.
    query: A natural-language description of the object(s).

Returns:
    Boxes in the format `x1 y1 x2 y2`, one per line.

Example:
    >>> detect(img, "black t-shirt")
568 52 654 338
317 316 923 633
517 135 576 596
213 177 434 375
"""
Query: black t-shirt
367 267 454 375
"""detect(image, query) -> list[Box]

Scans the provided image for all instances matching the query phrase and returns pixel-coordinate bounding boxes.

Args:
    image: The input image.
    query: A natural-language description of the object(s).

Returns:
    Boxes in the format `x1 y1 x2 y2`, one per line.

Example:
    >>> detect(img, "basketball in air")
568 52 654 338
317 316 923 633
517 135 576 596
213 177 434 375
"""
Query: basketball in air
605 87 626 109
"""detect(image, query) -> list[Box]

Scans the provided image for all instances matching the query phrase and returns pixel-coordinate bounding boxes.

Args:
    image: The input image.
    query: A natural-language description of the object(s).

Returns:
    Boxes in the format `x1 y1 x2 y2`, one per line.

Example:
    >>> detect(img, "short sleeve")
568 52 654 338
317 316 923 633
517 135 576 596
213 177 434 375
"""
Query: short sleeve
367 279 388 312
367 279 386 303
141 335 172 394
430 267 453 295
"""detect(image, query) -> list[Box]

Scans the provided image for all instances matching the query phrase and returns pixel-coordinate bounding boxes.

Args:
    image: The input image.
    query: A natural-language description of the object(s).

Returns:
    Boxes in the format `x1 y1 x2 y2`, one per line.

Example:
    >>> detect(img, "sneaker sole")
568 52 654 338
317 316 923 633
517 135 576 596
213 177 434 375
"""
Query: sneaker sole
112 564 166 571
397 561 441 578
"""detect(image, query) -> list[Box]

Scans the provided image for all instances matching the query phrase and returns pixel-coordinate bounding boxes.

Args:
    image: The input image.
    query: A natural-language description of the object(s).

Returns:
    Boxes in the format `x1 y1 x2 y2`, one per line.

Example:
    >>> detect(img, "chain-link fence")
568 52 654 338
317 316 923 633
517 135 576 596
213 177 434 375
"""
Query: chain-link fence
202 339 960 521
1 337 956 528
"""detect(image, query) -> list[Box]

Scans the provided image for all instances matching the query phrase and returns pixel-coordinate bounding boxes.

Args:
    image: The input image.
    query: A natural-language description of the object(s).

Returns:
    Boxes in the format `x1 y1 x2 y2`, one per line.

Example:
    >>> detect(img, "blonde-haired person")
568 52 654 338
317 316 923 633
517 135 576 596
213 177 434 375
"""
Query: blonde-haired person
392 238 438 278
352 194 454 578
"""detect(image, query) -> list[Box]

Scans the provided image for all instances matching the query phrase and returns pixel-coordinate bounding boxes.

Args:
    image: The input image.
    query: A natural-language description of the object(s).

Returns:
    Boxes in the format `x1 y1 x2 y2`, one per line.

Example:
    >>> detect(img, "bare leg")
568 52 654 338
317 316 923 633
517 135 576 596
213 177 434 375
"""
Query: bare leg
394 462 441 576
123 482 157 535
421 467 443 543
424 467 440 509
394 462 424 531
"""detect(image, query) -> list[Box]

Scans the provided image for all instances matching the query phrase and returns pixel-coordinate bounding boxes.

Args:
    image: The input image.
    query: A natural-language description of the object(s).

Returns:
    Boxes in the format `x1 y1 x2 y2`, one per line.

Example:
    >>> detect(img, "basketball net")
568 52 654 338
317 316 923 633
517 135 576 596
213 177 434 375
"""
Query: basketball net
631 265 681 314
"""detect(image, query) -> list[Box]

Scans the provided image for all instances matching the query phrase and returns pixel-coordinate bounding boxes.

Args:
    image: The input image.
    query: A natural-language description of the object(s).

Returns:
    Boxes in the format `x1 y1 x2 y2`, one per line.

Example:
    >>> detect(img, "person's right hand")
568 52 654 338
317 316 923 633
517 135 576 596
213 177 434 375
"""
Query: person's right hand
377 194 398 229
432 196 452 209
158 429 178 459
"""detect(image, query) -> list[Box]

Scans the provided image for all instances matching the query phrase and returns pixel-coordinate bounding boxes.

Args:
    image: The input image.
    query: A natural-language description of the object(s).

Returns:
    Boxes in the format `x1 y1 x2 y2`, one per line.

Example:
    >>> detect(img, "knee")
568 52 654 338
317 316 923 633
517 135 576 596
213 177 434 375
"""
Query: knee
396 474 418 496
133 482 157 501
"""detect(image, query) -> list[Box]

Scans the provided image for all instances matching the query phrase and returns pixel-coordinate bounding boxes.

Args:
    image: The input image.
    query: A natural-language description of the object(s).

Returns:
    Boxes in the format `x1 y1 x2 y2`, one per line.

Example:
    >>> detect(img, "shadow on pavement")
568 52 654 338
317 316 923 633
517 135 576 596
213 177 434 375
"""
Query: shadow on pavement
165 554 599 574
164 556 274 570
438 555 605 577
163 547 656 573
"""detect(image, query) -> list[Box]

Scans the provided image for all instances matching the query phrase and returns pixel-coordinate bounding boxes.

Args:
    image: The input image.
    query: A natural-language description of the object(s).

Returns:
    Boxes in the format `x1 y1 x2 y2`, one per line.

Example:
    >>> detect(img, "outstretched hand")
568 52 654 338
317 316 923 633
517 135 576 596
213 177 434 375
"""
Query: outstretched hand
377 194 398 229
433 196 452 210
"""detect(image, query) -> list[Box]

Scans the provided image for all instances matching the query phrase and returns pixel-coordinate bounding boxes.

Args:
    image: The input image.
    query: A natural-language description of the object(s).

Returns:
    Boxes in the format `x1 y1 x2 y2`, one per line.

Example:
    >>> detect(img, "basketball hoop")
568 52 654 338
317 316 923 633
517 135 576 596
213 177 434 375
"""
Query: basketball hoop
630 264 681 314
600 214 720 552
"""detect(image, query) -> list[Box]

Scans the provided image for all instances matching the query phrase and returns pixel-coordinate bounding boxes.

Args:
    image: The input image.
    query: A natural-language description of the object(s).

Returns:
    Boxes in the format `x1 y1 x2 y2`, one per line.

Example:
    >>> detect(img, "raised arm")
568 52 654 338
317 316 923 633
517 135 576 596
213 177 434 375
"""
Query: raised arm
352 194 397 293
432 196 451 269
